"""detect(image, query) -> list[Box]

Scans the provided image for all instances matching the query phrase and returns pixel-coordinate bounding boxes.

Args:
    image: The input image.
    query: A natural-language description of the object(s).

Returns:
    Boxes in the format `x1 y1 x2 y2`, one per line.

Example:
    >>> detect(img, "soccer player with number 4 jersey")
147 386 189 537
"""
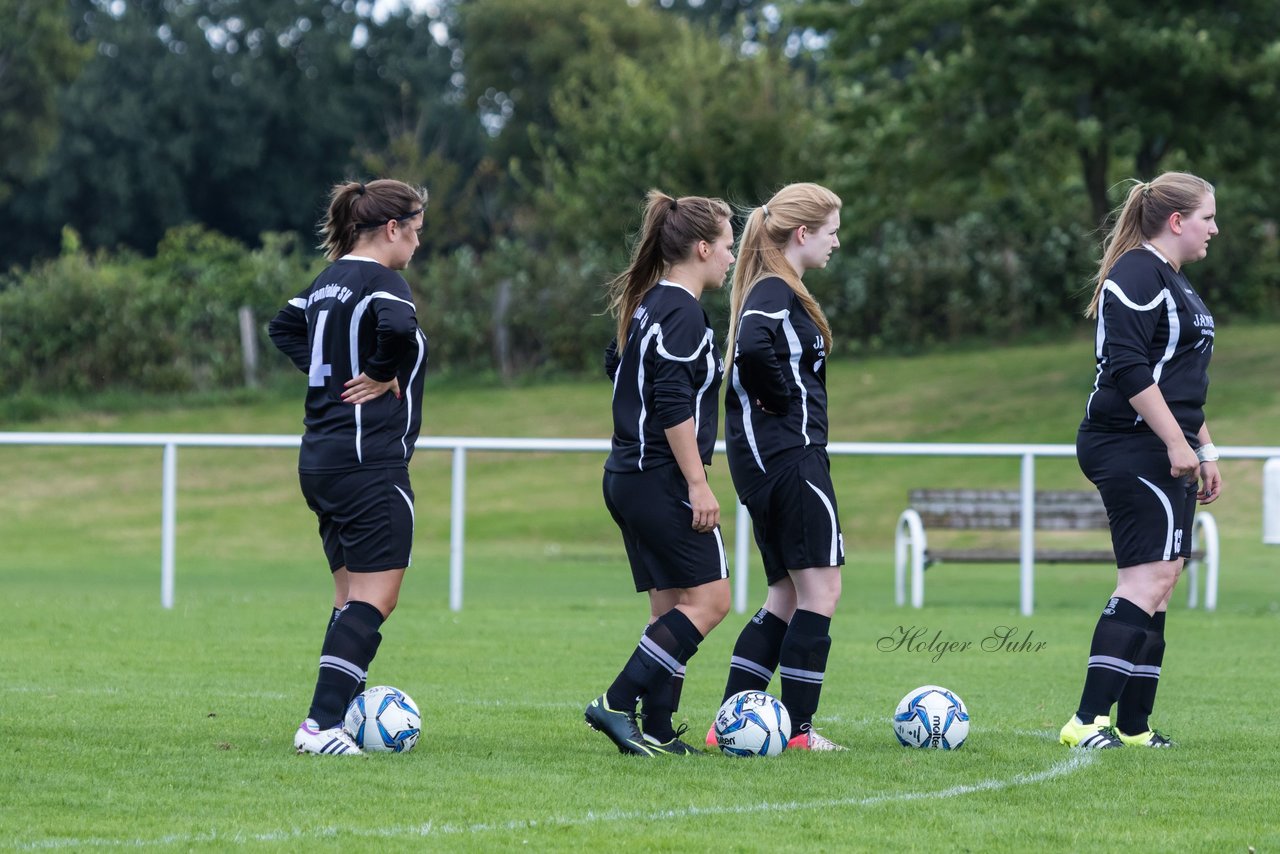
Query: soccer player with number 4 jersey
269 179 429 756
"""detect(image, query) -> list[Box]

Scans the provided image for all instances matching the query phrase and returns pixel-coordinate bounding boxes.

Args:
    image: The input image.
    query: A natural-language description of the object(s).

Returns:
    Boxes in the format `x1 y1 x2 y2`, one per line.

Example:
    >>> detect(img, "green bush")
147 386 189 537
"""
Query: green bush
0 226 316 395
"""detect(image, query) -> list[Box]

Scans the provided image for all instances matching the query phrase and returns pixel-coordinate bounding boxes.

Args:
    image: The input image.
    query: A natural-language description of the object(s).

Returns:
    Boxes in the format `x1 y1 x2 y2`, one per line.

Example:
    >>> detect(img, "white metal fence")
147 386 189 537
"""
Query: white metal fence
4 432 1277 616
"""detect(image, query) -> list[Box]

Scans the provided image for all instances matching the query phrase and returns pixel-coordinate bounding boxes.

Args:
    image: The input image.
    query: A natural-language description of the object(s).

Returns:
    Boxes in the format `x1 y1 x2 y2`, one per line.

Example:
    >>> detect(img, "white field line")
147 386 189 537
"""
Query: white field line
11 752 1096 850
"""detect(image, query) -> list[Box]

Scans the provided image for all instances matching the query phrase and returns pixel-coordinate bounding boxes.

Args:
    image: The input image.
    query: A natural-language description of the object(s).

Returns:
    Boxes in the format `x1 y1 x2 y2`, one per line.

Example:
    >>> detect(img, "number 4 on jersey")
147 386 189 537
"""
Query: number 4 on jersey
308 309 333 387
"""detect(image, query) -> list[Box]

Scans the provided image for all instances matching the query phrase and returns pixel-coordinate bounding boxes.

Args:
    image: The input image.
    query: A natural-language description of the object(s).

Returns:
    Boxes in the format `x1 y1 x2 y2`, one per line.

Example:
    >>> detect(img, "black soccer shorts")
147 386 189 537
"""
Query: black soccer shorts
1077 430 1198 567
742 448 845 585
300 466 415 573
603 464 729 593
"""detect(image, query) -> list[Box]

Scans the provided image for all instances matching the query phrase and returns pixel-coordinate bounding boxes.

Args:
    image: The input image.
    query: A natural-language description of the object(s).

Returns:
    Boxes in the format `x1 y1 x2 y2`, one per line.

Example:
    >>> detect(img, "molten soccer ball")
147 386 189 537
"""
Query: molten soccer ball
344 685 421 753
714 690 792 757
893 685 969 749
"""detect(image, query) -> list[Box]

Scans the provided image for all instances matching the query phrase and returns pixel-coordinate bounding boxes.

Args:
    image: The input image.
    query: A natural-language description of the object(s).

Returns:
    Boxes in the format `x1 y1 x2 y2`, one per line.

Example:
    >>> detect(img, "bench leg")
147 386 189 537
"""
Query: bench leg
895 510 926 608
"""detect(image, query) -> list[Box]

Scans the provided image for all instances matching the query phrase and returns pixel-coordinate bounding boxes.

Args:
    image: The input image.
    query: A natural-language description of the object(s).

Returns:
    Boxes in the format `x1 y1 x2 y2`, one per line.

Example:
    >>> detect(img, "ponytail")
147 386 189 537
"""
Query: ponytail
1086 172 1214 318
726 182 839 359
606 190 731 348
319 178 428 261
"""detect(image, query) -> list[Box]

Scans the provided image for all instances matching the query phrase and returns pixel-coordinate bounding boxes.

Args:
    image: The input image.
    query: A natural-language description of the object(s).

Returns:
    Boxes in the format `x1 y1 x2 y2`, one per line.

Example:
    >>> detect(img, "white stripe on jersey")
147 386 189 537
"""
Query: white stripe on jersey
288 297 307 309
400 330 427 459
1085 280 1176 423
347 291 420 464
731 359 765 472
682 331 717 442
733 307 812 473
805 478 840 565
1137 475 1175 560
634 322 716 471
634 324 661 470
779 312 810 446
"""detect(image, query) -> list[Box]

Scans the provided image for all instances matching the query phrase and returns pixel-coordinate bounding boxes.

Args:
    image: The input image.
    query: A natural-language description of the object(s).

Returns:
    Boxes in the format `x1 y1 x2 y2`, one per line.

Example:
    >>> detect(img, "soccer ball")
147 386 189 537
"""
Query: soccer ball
892 685 969 749
714 690 792 757
344 685 421 753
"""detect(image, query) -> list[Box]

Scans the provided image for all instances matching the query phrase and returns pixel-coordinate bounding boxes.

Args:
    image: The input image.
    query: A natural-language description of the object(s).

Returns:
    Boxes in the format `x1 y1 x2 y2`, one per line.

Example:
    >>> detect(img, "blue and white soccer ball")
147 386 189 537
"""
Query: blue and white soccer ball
893 685 969 749
714 690 792 757
344 685 422 753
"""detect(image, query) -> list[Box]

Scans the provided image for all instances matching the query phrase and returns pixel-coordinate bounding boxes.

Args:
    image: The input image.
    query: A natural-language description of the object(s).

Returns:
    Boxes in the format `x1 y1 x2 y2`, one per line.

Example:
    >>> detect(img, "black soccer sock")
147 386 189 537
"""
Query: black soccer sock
606 608 703 714
307 600 384 729
329 606 341 629
721 608 790 703
640 665 685 743
779 609 832 734
1075 597 1151 723
1116 609 1167 735
351 630 382 704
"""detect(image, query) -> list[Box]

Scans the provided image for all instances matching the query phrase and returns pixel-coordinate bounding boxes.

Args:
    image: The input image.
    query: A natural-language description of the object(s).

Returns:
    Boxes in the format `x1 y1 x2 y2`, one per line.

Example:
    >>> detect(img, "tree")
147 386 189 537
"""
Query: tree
457 0 671 187
0 0 478 264
531 20 822 253
0 1 89 202
800 0 1280 227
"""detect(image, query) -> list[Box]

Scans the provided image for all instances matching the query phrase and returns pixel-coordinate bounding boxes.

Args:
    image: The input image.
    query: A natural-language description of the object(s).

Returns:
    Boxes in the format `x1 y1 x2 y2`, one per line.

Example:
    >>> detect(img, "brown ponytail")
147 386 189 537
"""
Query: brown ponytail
319 178 428 261
606 189 732 348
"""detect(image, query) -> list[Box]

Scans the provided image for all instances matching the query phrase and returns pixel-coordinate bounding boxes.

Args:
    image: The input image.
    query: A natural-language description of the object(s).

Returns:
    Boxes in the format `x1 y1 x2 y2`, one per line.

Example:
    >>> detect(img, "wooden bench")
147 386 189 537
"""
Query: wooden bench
893 488 1219 613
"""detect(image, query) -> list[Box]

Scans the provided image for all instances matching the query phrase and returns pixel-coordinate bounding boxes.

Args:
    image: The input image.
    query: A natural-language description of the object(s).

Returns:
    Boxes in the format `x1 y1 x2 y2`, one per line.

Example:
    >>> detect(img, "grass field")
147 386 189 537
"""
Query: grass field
2 326 1278 852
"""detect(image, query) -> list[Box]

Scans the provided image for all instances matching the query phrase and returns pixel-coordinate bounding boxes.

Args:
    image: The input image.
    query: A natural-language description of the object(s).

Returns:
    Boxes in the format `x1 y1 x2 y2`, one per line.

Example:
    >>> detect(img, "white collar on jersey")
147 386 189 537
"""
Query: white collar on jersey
339 254 381 264
1140 241 1173 267
657 278 698 298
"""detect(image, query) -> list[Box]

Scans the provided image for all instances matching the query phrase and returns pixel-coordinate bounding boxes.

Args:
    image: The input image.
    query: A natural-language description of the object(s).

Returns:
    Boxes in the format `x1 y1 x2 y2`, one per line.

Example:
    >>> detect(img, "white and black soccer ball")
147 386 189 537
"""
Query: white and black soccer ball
714 690 792 757
344 685 422 753
893 684 969 750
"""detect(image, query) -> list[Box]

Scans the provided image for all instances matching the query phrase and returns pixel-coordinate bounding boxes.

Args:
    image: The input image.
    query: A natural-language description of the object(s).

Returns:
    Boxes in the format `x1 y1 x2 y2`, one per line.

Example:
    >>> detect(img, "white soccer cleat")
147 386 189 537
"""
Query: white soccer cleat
788 727 847 751
294 718 364 755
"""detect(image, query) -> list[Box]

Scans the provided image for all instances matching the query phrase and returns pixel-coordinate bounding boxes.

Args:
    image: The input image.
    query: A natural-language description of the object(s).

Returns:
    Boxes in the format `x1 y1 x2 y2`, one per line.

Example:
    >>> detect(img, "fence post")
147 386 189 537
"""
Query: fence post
1019 452 1036 617
161 443 177 609
449 446 466 612
1264 458 1280 545
238 306 259 389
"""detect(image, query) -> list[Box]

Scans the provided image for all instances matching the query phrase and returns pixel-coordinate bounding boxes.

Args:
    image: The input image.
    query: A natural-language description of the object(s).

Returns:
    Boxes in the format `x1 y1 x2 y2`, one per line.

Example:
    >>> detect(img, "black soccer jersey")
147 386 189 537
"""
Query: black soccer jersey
725 276 831 498
269 256 428 473
1081 245 1214 443
604 280 723 473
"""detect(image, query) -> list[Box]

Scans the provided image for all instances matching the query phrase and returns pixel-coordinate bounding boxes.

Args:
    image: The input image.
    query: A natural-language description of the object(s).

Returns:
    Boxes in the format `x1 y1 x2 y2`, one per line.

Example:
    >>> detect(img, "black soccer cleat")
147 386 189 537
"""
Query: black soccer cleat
585 695 655 756
643 724 705 756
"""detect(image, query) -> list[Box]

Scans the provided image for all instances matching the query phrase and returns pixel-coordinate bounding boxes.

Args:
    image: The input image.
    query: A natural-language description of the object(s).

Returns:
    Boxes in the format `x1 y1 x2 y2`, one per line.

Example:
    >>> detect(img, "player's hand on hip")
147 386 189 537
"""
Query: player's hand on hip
688 481 720 533
341 373 400 405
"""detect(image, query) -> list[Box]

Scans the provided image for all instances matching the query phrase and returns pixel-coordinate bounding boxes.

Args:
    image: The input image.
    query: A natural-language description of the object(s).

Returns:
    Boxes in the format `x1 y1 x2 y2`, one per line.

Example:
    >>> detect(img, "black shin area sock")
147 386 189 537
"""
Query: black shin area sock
307 600 384 729
779 609 832 733
1075 597 1151 722
721 608 789 703
640 665 685 742
1116 610 1166 734
606 608 703 714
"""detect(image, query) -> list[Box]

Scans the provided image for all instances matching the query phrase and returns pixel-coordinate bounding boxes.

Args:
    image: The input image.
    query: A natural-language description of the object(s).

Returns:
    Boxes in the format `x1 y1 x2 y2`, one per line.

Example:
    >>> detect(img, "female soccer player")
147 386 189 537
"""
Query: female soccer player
584 190 736 756
268 178 429 755
1060 171 1222 749
710 182 847 751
